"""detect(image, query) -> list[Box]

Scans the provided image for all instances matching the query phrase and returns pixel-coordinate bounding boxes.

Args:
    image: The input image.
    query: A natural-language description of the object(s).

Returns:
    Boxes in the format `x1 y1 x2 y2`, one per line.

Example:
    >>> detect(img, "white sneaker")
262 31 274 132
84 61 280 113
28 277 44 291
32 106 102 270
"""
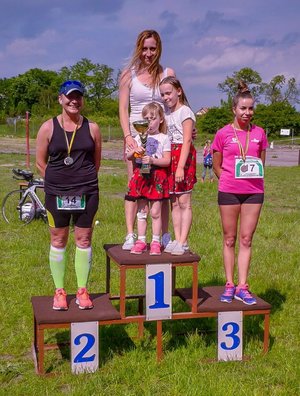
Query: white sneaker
171 242 185 256
183 243 190 252
122 233 137 250
164 240 178 253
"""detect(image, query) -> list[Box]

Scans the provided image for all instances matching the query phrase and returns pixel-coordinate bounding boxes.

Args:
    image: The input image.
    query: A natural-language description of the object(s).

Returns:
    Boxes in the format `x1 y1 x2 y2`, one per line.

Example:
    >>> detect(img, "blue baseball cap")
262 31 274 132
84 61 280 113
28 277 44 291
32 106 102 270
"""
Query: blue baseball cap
59 80 85 96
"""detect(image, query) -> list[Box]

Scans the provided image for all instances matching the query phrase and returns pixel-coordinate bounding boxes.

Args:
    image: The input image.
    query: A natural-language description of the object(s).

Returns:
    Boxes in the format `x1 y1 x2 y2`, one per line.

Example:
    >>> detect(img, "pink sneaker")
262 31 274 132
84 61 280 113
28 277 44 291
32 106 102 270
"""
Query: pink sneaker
130 240 147 254
76 288 93 310
53 288 68 311
150 241 161 255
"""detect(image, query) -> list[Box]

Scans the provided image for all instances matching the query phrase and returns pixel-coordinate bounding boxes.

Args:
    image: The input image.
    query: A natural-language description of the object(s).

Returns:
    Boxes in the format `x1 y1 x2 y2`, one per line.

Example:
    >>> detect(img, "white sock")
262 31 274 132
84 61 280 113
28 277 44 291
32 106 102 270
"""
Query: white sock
152 235 160 242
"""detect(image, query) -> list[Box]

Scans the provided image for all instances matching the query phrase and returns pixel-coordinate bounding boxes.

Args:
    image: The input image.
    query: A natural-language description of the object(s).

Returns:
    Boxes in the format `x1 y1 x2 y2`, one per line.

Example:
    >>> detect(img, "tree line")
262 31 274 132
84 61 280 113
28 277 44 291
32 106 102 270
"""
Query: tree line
0 60 299 137
199 67 300 137
0 58 119 127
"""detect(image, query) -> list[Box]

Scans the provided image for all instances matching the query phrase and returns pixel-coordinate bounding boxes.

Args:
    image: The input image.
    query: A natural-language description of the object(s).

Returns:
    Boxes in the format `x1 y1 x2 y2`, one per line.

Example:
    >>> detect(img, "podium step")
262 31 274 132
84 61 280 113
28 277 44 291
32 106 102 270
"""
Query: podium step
31 293 121 324
175 286 271 313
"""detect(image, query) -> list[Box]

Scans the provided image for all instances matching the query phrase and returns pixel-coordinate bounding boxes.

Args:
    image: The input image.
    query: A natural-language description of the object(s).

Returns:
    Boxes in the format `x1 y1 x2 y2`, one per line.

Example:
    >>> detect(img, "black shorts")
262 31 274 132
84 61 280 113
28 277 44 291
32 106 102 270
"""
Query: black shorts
45 193 99 228
218 191 264 205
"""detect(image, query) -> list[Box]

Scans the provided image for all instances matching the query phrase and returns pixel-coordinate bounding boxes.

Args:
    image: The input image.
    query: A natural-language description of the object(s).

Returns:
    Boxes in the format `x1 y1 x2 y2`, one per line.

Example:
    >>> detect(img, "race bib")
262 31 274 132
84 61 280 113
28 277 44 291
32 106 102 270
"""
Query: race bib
56 195 86 211
235 157 264 179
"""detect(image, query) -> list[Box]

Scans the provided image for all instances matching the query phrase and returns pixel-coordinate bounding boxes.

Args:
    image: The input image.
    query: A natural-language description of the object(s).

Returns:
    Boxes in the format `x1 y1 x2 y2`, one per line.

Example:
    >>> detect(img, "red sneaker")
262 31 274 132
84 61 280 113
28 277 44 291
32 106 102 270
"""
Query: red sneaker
76 288 93 310
53 288 68 311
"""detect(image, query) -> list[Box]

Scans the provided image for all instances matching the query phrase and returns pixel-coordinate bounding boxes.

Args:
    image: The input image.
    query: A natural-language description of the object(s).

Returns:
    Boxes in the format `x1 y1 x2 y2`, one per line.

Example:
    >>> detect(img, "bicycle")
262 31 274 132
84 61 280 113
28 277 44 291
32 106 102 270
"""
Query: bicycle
2 168 47 225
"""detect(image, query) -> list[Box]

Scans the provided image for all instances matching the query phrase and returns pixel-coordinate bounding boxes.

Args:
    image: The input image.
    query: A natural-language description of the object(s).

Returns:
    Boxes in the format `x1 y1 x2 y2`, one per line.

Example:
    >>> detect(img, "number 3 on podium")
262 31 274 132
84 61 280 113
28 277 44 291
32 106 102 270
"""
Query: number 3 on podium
218 311 243 361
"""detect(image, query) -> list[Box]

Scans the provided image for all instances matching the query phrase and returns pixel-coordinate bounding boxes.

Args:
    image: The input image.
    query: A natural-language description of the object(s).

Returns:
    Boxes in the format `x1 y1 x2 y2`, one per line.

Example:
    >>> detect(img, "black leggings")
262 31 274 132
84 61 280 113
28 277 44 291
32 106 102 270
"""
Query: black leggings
45 193 99 228
218 191 264 205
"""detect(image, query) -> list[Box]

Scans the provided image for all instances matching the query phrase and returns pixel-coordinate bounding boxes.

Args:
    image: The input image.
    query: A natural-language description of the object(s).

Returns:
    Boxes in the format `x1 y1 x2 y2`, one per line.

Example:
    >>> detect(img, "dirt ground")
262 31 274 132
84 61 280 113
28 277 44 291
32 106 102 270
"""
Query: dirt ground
0 137 299 167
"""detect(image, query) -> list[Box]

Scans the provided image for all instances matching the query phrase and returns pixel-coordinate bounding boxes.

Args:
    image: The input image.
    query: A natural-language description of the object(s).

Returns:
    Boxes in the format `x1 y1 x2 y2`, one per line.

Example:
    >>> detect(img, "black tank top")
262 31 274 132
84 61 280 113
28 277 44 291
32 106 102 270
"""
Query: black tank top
45 116 99 195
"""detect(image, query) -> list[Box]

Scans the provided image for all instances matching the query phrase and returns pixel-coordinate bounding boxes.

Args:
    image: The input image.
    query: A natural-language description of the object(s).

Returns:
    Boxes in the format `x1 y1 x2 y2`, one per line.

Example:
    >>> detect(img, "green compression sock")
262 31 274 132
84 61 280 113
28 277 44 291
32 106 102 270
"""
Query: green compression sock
75 246 92 288
49 245 66 289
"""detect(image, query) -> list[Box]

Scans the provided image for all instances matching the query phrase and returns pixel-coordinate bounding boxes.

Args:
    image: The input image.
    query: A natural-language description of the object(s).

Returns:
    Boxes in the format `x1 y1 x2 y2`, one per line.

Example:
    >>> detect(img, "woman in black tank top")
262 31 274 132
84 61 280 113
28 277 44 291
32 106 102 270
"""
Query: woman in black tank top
36 80 102 311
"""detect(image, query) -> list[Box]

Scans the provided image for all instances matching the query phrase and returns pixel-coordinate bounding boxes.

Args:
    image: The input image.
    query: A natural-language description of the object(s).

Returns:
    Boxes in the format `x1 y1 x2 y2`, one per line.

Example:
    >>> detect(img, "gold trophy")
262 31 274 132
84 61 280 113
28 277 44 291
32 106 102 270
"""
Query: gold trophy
132 120 150 174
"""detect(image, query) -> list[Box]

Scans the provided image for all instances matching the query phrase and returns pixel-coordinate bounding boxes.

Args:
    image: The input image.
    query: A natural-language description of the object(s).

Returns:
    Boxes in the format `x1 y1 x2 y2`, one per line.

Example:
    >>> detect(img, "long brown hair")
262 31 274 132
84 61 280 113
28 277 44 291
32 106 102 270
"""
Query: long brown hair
159 76 190 107
232 81 254 108
128 30 163 87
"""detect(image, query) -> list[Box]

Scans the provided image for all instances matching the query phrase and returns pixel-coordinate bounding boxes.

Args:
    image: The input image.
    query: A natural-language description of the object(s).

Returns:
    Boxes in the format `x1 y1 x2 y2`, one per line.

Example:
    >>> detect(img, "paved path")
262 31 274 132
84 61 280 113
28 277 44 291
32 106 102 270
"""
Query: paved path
198 147 299 167
264 147 300 167
0 138 299 167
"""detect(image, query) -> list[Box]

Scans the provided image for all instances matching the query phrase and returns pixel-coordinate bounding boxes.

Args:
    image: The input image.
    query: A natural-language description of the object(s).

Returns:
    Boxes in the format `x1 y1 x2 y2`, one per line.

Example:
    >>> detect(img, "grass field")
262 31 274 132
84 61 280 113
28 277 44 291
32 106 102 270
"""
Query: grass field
0 153 299 395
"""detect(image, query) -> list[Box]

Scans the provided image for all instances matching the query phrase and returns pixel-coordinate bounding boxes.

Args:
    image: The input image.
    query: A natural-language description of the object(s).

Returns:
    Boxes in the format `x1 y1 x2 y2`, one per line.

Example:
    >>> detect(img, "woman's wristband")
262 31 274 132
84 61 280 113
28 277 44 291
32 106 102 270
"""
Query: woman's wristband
124 134 131 139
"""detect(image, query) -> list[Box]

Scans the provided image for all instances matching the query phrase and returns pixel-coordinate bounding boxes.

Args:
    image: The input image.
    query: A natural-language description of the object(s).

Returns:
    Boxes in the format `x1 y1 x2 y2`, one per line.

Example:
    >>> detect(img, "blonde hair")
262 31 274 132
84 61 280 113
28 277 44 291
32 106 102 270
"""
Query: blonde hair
159 76 190 107
128 30 163 88
142 102 167 133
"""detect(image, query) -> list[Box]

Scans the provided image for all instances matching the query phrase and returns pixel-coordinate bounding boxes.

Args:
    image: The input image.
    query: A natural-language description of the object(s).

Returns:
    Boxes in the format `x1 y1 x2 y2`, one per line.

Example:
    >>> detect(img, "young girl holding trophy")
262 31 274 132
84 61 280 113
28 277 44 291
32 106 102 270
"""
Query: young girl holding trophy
126 102 171 255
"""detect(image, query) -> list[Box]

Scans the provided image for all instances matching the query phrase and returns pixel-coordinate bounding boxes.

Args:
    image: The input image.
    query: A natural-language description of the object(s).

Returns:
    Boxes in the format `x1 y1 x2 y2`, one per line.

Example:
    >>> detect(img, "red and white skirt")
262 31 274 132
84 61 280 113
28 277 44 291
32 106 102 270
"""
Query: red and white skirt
127 166 170 200
169 143 197 194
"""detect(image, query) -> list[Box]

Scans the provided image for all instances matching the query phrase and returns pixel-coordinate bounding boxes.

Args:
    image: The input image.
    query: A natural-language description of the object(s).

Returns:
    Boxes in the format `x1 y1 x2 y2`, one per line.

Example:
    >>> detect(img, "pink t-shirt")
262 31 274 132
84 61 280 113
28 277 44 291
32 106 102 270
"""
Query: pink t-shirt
211 124 268 193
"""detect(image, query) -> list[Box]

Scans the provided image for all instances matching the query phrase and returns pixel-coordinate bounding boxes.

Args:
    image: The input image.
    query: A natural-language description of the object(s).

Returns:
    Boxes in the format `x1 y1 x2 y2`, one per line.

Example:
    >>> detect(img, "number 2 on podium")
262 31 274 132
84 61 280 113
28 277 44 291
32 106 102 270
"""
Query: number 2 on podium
73 333 95 363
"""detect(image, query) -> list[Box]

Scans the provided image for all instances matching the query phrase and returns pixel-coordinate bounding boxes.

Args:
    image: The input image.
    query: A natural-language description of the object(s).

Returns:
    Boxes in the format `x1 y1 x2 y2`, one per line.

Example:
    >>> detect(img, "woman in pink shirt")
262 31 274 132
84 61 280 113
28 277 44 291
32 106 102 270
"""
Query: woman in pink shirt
212 81 268 305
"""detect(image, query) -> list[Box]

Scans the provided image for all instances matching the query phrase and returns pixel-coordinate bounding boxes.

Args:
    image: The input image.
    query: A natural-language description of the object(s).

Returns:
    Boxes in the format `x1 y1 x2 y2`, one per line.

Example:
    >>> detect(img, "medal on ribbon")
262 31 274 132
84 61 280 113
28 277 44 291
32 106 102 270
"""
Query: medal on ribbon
64 156 74 166
61 116 79 166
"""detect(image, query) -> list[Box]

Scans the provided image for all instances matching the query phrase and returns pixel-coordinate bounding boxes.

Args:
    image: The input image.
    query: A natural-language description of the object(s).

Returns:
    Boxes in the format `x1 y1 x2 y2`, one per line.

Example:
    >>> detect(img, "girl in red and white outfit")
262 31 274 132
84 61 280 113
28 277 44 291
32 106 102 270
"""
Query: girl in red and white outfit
126 102 171 255
159 77 197 255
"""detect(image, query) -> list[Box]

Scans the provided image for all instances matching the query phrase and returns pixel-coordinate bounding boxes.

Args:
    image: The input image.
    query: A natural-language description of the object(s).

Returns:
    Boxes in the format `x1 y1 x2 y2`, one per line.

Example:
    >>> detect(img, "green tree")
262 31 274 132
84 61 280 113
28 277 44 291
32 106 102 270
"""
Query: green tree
0 78 11 114
253 102 300 136
218 67 264 102
198 106 232 135
6 68 59 116
58 58 118 112
263 75 300 105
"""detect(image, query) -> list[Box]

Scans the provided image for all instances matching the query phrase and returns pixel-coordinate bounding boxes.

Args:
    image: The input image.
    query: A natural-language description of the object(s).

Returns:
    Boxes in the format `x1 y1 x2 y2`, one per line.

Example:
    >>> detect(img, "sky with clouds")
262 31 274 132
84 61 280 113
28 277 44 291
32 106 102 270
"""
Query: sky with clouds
1 0 300 112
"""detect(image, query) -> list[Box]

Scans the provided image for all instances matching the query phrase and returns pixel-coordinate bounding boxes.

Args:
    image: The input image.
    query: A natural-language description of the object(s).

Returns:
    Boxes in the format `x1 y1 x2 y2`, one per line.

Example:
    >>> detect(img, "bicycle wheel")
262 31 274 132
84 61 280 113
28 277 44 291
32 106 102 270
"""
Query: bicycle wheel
2 189 36 225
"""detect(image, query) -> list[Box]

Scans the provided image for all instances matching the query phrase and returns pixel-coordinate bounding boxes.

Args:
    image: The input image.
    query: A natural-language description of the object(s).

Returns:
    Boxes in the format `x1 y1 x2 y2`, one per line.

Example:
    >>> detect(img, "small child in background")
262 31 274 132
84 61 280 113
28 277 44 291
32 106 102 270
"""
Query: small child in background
159 76 197 255
201 139 214 183
126 102 171 255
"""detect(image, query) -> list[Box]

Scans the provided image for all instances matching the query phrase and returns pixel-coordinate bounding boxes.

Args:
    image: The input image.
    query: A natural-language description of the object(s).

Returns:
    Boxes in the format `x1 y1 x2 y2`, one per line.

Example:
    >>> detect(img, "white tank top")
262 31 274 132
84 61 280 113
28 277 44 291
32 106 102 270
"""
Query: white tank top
129 68 168 133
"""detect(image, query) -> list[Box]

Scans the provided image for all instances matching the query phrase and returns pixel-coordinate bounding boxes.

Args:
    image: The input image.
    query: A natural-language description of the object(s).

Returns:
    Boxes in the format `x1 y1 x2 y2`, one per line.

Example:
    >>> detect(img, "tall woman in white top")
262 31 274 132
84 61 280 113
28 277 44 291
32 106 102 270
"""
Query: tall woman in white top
119 29 175 250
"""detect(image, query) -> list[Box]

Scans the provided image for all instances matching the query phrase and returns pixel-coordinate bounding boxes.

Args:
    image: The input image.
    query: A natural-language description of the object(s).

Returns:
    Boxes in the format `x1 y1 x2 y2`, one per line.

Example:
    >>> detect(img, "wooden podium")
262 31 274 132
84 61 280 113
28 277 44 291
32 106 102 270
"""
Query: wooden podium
31 244 271 374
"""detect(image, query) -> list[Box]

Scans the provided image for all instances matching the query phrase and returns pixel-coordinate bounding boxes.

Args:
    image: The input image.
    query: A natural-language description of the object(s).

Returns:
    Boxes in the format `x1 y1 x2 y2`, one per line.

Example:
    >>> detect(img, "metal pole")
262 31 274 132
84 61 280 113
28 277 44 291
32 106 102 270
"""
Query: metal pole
26 111 30 169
